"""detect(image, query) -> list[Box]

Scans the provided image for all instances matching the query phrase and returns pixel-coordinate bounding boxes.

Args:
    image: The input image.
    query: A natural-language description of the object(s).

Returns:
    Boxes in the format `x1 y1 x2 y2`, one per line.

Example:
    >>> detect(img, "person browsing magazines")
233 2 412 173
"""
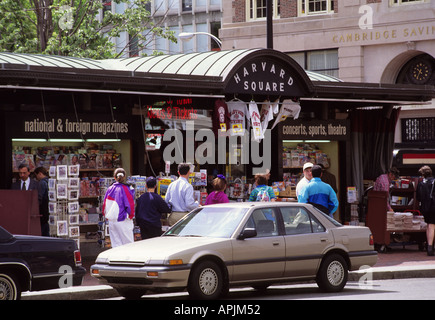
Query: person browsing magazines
165 163 199 226
248 174 276 202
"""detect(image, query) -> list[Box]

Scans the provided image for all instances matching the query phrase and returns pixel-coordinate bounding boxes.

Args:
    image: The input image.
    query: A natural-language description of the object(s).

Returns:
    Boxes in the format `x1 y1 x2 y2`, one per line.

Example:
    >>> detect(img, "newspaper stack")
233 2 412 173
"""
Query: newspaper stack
393 212 404 230
413 215 426 230
386 211 395 230
403 212 413 229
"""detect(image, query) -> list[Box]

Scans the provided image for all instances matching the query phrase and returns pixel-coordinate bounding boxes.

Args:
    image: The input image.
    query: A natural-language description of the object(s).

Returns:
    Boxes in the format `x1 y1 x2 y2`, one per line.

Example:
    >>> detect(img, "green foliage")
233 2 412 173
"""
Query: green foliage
0 0 177 59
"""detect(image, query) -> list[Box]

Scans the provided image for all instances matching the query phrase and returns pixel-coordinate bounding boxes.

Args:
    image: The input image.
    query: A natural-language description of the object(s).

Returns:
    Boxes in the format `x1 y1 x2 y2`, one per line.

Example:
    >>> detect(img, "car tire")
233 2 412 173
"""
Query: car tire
0 273 21 300
316 254 348 292
188 261 225 300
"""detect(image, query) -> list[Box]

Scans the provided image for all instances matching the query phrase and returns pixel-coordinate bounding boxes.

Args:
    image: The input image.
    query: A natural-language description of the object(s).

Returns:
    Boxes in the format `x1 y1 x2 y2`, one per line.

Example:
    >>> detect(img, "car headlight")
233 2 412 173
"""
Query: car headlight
95 257 109 264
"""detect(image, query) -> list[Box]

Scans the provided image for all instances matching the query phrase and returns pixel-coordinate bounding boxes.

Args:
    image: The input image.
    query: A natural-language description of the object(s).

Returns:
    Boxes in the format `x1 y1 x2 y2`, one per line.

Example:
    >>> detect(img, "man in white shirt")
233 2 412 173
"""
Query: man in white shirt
165 163 199 226
296 162 313 200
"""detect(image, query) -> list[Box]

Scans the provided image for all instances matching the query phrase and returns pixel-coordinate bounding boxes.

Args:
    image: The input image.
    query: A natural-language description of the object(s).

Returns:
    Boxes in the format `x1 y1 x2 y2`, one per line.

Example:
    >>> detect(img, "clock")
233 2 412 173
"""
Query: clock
409 60 432 84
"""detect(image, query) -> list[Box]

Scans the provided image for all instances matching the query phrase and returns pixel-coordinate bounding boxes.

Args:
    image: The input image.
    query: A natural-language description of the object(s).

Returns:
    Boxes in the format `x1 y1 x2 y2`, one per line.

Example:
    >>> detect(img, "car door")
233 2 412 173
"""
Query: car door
231 208 285 282
280 206 333 277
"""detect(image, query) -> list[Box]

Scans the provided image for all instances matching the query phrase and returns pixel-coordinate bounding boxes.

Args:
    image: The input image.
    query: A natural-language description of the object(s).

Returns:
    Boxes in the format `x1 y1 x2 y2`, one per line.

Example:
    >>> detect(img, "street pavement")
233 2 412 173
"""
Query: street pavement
21 243 435 300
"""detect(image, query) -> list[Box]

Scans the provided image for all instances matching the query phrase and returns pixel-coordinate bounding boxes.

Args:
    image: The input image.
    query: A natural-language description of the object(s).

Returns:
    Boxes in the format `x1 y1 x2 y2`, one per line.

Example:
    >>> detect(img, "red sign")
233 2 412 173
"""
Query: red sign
145 99 198 120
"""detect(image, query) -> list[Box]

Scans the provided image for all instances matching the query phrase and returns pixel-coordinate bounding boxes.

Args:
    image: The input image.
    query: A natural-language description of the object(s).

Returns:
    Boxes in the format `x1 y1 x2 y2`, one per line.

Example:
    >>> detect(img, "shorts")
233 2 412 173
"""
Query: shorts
424 213 435 225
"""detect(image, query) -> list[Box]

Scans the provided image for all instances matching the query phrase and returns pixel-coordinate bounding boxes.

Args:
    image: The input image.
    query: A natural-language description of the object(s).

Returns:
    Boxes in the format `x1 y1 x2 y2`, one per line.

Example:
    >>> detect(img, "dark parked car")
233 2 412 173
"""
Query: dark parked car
0 226 86 300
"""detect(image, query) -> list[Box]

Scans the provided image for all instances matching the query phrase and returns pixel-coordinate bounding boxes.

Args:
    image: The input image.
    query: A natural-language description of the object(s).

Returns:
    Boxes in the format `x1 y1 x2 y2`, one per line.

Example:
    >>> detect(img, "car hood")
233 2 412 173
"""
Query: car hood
97 236 230 264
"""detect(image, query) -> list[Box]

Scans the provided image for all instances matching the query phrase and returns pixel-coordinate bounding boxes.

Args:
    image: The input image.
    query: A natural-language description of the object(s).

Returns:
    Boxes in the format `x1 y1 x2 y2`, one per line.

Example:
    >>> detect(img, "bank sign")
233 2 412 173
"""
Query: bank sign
226 57 308 96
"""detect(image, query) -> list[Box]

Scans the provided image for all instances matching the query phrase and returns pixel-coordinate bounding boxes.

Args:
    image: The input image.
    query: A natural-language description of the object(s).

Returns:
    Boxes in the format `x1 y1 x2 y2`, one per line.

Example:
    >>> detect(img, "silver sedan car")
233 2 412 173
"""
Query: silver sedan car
91 202 377 299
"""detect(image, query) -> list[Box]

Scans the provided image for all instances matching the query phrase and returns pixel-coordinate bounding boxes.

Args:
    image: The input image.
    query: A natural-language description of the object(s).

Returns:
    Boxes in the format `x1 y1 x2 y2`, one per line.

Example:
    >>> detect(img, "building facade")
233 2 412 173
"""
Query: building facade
221 0 435 83
104 0 222 55
221 0 435 175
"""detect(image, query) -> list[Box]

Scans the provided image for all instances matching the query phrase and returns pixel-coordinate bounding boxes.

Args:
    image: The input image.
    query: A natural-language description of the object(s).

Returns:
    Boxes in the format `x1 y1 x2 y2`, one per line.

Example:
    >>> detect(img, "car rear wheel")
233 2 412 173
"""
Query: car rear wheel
0 273 20 300
188 261 225 300
316 254 348 292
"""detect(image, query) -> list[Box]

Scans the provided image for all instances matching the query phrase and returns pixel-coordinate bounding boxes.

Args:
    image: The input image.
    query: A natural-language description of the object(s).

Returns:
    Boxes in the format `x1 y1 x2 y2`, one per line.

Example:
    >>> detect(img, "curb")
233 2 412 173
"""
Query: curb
21 285 119 300
348 265 435 281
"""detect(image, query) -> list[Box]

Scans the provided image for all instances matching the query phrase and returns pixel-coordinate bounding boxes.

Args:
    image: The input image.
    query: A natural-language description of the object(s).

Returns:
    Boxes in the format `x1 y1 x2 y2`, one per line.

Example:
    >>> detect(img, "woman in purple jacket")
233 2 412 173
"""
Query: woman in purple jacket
205 174 229 205
102 168 135 248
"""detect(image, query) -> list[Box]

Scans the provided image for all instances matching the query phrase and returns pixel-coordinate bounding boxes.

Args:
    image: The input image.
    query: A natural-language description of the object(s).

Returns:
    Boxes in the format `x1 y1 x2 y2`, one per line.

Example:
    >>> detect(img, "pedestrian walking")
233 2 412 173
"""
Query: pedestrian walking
416 165 435 256
136 177 171 239
34 167 49 236
296 162 313 200
205 174 229 205
165 163 199 226
298 164 339 217
102 168 135 248
11 163 39 191
248 173 276 202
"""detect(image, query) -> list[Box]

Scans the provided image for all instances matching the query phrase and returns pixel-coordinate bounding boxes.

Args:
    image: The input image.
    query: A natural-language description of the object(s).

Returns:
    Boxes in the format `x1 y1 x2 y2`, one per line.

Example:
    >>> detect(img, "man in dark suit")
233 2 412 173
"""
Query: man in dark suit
11 164 39 191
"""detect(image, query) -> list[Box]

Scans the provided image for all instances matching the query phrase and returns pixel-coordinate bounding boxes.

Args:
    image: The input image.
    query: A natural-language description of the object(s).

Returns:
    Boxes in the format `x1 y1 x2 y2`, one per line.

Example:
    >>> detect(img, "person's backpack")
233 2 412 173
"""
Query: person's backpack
256 187 270 202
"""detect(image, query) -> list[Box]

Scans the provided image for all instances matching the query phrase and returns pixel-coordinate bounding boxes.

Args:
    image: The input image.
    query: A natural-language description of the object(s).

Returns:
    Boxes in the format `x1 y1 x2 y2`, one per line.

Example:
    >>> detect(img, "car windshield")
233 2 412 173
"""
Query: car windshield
163 206 248 238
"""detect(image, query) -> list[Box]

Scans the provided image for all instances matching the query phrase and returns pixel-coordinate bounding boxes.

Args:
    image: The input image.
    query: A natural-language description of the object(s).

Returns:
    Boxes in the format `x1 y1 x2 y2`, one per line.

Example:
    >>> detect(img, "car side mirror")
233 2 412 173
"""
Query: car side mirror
237 228 257 240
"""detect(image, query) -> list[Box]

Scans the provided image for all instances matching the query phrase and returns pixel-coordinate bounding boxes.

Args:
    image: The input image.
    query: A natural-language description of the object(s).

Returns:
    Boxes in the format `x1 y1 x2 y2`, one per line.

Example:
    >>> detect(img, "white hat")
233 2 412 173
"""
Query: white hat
303 162 313 171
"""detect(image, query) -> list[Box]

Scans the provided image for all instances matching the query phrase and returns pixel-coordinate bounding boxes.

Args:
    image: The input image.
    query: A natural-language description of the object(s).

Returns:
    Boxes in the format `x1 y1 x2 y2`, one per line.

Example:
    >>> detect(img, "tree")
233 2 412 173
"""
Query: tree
0 0 177 59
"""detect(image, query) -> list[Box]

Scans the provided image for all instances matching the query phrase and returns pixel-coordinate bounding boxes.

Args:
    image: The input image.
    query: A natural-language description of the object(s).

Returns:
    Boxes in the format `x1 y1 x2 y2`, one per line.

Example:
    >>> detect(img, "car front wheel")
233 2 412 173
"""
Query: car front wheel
0 273 20 300
316 254 348 292
188 261 225 300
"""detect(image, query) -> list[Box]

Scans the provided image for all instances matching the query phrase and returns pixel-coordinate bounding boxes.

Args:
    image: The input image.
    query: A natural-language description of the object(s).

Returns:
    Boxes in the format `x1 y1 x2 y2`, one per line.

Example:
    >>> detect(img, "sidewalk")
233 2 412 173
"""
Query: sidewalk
349 243 435 281
22 244 435 300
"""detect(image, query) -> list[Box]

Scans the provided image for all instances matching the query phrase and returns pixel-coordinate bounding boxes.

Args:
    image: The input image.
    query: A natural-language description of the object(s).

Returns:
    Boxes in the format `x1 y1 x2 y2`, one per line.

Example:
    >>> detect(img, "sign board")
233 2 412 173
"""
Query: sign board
6 112 132 140
226 57 309 96
280 119 350 141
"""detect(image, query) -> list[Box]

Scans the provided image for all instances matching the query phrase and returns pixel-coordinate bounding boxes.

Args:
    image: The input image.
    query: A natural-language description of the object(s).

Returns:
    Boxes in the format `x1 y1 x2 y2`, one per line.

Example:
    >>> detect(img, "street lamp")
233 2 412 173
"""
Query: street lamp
179 32 222 50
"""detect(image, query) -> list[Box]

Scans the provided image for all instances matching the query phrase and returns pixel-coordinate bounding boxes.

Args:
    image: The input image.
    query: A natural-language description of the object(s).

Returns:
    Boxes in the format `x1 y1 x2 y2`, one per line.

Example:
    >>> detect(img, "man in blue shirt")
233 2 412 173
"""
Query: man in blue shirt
136 177 171 239
298 165 339 217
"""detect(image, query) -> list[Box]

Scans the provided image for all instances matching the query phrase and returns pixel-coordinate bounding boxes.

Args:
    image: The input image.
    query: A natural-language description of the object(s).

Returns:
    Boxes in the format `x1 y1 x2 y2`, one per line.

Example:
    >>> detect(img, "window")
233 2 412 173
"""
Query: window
391 0 427 5
128 34 139 57
247 0 280 21
154 0 165 13
102 0 112 19
245 208 278 237
298 0 334 16
210 22 221 51
280 207 325 235
183 0 192 11
288 49 339 78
